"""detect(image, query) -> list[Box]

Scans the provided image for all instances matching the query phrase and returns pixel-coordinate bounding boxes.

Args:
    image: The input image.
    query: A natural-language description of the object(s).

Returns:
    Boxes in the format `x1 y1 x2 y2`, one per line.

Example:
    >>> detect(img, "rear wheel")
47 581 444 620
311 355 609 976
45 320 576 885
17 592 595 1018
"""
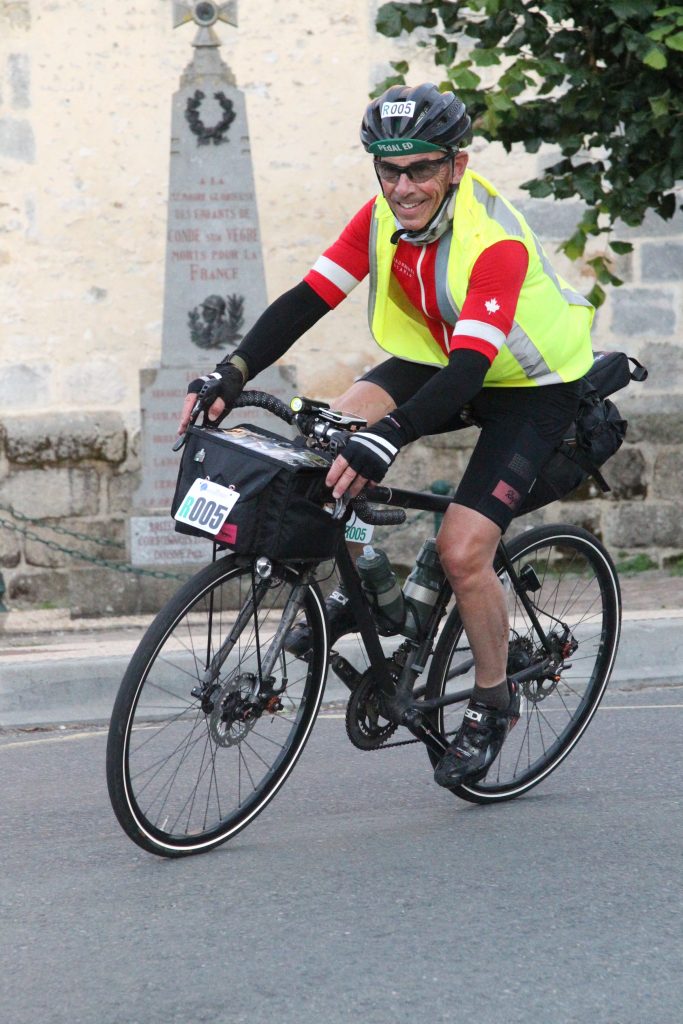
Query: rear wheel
425 525 621 802
106 555 328 856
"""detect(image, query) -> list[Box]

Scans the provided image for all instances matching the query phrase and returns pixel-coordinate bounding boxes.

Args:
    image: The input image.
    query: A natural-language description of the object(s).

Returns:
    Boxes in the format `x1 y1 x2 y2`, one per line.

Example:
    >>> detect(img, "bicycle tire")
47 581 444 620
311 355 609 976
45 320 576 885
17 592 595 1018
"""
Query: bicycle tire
106 555 328 857
424 524 621 803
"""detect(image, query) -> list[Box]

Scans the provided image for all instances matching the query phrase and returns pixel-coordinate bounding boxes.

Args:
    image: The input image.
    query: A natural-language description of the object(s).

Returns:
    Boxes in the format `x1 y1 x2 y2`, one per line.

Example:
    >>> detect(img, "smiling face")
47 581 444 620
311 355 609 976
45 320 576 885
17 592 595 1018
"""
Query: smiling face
378 150 469 231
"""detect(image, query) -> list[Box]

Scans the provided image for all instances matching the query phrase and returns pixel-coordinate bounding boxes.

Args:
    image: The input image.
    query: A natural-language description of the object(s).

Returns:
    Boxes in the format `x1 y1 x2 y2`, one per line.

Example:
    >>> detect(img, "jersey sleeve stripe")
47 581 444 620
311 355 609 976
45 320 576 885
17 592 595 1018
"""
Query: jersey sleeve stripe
453 318 506 350
311 255 361 295
450 335 499 363
304 269 347 308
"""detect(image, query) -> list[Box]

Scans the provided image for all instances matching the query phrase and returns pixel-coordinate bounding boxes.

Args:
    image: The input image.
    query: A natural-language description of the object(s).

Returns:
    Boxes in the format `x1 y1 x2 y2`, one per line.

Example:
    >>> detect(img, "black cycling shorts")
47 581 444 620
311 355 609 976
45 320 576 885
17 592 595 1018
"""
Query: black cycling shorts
360 357 582 532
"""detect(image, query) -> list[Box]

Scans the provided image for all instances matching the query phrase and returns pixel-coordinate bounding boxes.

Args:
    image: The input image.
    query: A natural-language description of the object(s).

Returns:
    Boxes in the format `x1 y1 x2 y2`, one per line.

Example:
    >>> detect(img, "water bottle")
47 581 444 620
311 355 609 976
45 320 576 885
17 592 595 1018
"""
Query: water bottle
355 545 405 634
402 538 446 639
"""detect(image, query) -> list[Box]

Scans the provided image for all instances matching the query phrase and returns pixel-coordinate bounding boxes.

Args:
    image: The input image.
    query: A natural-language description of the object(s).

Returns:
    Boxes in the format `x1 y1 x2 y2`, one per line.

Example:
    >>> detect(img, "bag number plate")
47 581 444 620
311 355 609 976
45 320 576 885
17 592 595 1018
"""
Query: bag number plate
174 478 241 535
344 511 374 544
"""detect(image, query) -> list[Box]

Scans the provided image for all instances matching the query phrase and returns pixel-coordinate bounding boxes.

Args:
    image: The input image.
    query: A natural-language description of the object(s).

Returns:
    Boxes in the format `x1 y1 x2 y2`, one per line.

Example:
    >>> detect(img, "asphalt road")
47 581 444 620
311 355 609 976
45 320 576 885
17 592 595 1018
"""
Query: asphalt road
2 688 682 1024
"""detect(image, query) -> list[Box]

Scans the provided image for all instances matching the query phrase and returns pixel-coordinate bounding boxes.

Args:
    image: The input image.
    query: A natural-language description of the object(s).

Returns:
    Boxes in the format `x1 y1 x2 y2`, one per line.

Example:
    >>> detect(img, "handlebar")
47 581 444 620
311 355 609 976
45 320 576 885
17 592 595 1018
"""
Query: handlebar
351 493 406 527
184 388 407 527
234 390 295 424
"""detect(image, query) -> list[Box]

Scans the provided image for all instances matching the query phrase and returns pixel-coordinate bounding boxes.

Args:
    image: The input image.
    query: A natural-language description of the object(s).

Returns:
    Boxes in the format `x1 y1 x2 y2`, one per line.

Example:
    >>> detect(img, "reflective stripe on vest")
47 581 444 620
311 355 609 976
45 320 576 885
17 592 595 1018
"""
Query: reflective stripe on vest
367 169 595 386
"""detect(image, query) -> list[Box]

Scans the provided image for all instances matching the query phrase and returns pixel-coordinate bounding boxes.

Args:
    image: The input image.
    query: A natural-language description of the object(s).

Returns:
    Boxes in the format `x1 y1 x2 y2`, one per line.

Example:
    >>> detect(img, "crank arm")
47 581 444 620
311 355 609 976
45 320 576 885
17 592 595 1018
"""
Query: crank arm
330 652 363 691
400 706 449 758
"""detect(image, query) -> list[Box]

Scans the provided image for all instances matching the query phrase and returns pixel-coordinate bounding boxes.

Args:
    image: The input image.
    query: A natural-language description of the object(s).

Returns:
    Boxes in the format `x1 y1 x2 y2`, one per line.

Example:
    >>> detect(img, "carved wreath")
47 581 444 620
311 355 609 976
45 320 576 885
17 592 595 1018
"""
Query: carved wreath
185 90 236 146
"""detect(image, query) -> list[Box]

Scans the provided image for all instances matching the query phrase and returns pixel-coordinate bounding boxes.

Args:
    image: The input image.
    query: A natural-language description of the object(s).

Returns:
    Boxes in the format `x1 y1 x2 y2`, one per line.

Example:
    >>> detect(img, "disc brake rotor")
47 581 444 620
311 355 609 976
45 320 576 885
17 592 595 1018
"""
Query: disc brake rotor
509 631 575 704
209 675 258 748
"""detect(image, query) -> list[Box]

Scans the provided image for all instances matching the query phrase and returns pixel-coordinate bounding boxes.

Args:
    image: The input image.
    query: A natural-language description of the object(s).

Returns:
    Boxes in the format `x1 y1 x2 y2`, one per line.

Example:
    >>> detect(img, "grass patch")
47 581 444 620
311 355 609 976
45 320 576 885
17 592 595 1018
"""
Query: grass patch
615 553 657 574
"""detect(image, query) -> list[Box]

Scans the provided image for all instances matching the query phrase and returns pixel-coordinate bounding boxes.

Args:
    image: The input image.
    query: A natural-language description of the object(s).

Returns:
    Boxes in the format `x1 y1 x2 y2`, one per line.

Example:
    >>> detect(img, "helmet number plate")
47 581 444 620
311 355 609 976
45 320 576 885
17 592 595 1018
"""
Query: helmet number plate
381 100 415 118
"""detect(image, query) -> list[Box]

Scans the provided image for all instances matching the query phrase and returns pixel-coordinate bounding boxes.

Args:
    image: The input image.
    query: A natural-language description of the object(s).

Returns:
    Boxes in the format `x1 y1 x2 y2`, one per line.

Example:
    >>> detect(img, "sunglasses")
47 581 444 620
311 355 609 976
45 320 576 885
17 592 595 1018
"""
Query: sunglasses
374 152 454 184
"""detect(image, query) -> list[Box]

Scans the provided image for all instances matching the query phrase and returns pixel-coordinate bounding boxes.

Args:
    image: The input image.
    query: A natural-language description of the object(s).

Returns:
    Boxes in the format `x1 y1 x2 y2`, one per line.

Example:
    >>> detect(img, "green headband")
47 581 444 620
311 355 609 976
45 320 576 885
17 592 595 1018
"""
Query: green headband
368 138 447 156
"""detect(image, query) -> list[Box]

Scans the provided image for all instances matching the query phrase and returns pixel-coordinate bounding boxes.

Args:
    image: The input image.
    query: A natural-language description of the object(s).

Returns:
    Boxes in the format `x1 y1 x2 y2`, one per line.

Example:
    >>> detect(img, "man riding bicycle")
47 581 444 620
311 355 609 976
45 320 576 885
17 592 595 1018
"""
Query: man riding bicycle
178 83 595 790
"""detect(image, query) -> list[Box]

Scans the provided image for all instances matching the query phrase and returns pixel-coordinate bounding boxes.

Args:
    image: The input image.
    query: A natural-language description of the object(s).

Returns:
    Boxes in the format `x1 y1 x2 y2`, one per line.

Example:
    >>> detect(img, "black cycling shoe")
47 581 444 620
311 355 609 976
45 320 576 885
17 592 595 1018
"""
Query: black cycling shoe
285 588 357 657
433 681 520 789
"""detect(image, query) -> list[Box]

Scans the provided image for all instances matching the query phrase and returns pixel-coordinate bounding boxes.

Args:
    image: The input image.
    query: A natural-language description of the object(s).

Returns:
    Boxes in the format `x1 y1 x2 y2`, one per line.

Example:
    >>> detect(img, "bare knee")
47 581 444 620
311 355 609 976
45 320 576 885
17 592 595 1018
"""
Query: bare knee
436 506 501 592
436 534 483 590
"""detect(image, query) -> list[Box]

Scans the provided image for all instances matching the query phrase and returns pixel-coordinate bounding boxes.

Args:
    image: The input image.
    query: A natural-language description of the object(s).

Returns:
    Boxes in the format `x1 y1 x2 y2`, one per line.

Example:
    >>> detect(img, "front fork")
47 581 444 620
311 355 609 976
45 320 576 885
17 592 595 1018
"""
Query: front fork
192 560 316 710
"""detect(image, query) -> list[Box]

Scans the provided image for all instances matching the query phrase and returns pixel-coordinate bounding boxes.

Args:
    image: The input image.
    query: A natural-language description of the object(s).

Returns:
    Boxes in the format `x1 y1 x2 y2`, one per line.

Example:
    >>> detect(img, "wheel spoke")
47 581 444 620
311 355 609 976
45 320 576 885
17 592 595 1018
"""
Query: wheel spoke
107 557 327 855
425 526 620 802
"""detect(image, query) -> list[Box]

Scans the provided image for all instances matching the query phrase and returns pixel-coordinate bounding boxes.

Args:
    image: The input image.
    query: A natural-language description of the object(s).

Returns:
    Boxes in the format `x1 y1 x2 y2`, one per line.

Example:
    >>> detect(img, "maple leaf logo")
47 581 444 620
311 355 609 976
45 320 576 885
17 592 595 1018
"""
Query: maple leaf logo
485 297 500 315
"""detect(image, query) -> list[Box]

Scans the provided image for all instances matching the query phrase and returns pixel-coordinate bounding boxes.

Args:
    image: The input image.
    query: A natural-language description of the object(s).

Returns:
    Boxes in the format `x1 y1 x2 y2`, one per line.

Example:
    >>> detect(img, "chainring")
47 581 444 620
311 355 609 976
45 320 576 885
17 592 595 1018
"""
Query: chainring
345 660 398 751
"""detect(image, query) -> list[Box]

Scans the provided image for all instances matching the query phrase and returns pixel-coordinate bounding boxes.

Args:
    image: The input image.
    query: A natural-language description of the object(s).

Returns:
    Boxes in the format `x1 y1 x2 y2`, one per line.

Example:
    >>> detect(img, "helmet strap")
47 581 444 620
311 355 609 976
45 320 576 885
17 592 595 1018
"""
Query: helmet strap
389 184 457 246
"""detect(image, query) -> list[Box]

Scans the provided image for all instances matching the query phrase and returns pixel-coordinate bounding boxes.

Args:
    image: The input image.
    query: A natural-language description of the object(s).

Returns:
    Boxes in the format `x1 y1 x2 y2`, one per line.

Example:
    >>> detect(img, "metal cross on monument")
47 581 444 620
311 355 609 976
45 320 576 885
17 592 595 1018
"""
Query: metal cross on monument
172 1 238 47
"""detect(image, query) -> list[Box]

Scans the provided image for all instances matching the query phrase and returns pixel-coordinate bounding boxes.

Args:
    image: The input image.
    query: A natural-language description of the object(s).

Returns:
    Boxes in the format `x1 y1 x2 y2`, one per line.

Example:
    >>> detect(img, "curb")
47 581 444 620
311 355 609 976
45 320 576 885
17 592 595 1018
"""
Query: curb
0 613 681 729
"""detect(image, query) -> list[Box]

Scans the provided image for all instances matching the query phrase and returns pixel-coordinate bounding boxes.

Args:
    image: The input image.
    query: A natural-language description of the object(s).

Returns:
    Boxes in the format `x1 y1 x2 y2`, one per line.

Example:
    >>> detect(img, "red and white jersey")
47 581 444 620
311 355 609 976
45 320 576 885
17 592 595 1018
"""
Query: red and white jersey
304 198 529 366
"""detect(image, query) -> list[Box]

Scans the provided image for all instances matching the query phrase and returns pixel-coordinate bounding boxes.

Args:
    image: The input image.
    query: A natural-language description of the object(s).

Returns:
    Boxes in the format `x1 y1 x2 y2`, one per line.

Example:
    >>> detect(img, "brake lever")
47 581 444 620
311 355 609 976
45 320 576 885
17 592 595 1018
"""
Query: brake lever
174 378 224 450
171 391 210 452
332 491 352 521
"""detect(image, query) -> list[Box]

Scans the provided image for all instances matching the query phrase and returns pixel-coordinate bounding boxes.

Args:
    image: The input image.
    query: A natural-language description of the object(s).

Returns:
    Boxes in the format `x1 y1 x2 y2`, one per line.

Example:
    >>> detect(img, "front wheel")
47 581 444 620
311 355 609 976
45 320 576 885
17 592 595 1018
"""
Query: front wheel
425 524 621 803
106 555 329 857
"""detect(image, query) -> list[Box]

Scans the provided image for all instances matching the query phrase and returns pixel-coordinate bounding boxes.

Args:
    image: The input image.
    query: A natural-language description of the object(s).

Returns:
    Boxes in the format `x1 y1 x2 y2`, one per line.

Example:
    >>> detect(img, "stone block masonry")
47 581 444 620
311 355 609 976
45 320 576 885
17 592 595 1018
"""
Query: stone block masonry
0 410 152 612
0 3 681 610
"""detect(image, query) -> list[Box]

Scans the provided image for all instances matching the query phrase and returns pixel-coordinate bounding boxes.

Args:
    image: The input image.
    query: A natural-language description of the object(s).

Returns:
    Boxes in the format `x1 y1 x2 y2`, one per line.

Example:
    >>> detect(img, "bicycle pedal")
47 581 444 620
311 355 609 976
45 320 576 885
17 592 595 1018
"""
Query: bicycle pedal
330 652 362 691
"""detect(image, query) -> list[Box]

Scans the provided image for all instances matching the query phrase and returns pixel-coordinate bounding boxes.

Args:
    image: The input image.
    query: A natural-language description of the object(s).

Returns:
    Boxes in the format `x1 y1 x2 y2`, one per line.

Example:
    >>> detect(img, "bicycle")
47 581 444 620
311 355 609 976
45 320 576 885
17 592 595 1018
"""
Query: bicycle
106 390 622 857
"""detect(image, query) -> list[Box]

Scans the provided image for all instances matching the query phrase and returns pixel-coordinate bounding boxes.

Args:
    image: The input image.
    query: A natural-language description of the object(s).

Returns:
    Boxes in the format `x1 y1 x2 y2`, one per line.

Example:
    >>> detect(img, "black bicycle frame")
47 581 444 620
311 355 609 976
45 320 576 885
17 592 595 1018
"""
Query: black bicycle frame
332 483 558 757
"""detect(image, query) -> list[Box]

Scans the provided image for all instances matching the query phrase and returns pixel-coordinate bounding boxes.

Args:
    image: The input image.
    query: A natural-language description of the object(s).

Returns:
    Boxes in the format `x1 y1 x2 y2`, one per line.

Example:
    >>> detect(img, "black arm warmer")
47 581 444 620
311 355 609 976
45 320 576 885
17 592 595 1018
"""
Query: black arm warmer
391 349 491 442
219 281 331 379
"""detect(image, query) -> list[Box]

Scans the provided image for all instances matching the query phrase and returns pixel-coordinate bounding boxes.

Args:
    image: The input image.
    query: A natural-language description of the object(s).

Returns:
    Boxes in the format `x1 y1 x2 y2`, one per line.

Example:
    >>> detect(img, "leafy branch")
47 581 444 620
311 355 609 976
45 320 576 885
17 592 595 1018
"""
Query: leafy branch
375 1 683 304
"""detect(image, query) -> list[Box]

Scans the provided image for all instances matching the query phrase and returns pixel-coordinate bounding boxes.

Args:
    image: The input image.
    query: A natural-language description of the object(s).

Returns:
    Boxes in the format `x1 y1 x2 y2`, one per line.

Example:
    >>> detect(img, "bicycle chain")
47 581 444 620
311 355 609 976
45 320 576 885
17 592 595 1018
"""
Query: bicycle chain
344 658 459 751
361 726 459 751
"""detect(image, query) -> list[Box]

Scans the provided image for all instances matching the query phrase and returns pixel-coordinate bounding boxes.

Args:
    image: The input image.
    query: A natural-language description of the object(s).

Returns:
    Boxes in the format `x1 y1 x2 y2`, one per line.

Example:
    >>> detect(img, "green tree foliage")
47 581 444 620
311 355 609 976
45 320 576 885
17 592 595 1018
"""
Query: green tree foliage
375 1 683 304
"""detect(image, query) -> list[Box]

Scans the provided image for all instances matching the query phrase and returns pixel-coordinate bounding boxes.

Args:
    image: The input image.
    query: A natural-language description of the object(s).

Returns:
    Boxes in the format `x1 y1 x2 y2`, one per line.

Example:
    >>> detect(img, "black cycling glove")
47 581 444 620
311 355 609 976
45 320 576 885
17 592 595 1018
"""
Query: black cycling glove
186 361 246 420
342 414 406 483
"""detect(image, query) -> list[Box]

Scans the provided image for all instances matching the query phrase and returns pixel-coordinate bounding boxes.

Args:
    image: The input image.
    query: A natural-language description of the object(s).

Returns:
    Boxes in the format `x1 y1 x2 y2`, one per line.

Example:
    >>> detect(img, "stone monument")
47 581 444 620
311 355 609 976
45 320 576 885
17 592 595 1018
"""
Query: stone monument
132 0 294 566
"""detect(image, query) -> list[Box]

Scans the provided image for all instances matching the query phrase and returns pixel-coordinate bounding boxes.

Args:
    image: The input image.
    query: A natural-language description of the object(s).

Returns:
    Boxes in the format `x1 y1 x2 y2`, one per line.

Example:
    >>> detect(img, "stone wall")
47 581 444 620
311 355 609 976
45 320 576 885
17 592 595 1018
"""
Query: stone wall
0 1 681 610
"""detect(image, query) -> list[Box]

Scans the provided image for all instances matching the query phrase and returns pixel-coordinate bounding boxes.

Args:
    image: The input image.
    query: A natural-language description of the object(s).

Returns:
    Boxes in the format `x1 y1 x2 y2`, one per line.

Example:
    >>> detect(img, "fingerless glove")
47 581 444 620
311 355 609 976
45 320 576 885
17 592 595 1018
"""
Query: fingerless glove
186 360 247 416
342 414 406 482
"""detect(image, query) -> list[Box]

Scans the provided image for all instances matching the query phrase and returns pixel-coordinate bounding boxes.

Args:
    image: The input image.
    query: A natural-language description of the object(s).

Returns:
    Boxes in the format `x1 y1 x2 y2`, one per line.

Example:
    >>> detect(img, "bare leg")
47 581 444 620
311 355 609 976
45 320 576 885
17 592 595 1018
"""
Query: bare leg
436 503 508 689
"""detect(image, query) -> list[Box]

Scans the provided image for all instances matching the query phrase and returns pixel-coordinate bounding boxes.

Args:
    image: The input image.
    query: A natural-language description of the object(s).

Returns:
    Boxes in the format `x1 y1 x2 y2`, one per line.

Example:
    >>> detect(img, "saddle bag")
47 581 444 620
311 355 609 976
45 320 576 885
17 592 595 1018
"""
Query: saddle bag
171 424 345 561
519 351 647 514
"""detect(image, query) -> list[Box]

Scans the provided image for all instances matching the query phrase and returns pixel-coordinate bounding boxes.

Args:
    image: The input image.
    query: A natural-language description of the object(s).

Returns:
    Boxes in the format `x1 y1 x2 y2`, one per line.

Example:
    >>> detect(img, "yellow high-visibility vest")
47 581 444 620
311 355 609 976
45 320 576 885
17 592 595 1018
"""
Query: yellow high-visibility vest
368 168 594 386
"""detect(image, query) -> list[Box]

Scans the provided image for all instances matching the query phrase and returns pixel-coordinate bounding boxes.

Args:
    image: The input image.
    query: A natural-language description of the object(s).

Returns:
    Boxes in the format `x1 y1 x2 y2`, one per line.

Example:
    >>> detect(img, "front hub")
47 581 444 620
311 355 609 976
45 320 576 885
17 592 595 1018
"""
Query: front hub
209 674 258 747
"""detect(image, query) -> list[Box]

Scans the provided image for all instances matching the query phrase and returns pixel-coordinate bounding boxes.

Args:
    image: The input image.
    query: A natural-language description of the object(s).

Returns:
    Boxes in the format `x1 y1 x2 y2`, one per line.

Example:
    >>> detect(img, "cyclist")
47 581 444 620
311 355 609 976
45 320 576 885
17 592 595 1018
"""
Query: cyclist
177 83 595 789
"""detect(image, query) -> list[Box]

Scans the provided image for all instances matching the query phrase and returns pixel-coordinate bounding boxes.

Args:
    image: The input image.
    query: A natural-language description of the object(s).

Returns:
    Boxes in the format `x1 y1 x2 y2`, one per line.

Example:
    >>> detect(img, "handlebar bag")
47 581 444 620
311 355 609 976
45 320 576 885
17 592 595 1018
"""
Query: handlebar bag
518 350 646 514
171 424 345 561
